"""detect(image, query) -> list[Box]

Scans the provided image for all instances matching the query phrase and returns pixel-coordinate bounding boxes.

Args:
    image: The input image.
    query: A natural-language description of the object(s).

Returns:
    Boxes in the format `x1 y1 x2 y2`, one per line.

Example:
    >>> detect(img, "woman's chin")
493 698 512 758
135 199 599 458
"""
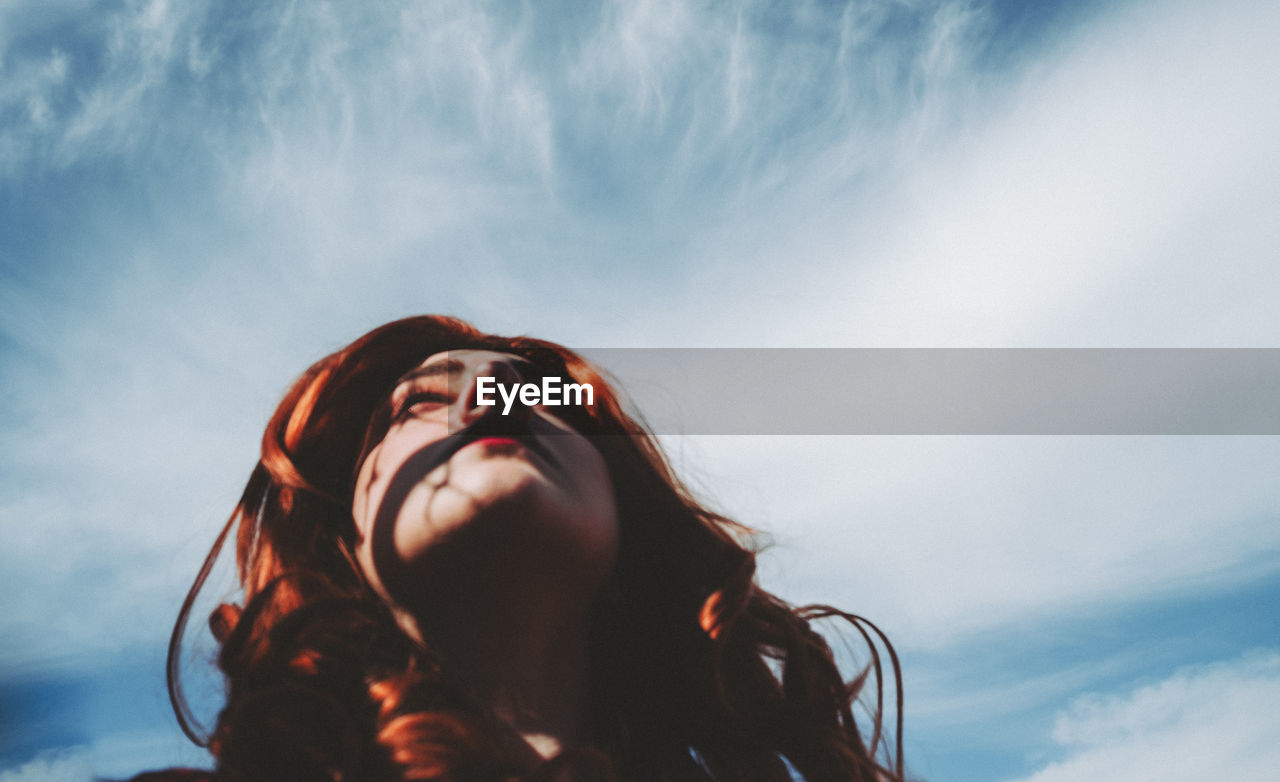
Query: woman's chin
393 462 557 546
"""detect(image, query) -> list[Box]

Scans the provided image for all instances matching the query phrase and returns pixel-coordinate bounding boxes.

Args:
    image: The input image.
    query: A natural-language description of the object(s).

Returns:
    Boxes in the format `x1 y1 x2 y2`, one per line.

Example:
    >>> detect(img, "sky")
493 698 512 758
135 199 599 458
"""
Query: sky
2 0 1279 779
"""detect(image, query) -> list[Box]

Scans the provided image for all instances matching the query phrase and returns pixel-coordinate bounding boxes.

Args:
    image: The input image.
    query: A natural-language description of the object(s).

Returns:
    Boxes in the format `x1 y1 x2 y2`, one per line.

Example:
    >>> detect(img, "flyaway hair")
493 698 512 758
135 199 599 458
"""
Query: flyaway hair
164 315 905 782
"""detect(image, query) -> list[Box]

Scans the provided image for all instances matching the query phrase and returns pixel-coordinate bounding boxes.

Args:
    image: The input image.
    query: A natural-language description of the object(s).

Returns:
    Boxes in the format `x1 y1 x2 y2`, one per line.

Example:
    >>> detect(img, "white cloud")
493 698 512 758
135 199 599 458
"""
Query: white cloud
0 0 204 173
668 435 1280 648
0 730 210 782
1007 651 1280 782
1 5 1278 782
617 0 1280 651
0 749 91 782
3 0 1279 696
571 0 699 121
658 0 1280 348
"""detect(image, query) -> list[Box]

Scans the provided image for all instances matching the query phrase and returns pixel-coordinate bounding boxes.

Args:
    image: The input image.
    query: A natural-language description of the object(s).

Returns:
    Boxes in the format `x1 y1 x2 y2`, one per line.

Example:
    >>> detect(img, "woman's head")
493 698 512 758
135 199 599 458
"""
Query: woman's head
350 347 621 645
203 315 745 625
168 315 902 782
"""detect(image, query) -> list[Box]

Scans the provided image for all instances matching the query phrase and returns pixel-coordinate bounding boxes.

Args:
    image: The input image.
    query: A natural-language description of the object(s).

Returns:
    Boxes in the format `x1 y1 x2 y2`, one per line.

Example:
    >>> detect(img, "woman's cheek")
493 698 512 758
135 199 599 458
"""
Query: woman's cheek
351 444 383 541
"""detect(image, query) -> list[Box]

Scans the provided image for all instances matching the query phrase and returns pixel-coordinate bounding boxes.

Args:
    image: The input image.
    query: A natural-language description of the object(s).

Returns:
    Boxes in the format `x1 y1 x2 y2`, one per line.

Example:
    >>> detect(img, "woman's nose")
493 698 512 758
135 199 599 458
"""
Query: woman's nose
457 359 533 426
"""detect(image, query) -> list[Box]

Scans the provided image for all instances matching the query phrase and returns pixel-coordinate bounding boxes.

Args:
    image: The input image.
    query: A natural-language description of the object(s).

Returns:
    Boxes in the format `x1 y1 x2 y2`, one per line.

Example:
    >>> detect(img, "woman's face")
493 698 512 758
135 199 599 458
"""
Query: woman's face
351 349 620 616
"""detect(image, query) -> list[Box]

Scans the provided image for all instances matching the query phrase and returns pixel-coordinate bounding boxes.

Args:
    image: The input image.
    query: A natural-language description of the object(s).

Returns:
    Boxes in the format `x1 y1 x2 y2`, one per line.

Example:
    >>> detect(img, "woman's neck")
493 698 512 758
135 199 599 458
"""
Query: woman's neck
391 578 595 762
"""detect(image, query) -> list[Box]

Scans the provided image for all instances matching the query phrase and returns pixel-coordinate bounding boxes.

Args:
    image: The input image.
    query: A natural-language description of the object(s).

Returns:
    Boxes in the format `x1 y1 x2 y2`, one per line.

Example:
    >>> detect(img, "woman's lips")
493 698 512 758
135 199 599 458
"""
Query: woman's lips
471 436 521 447
415 416 563 475
466 435 558 470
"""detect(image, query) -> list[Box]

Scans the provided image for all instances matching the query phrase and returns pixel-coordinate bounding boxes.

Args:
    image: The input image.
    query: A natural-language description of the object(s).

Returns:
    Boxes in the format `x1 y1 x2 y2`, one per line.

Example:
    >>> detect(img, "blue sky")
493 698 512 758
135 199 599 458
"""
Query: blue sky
3 1 1279 780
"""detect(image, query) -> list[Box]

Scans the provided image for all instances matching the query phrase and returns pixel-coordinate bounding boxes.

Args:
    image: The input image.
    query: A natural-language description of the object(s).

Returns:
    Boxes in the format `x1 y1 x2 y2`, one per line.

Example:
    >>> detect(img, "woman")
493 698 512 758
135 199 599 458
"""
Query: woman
161 315 904 781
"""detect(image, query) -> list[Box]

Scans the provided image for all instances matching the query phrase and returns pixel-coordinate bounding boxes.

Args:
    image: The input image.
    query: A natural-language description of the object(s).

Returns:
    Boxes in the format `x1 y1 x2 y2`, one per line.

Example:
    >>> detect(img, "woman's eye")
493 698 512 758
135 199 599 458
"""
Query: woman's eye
393 391 448 420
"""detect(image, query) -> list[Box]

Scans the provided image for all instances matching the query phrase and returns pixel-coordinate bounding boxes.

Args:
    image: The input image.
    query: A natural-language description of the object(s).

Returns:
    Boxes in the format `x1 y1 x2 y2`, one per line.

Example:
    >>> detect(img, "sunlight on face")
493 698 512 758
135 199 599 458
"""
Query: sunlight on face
351 350 619 616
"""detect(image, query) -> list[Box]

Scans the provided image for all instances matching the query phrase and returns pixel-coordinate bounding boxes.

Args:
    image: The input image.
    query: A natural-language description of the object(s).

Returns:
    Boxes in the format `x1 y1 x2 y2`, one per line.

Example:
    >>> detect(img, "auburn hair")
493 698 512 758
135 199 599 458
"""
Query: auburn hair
165 315 904 781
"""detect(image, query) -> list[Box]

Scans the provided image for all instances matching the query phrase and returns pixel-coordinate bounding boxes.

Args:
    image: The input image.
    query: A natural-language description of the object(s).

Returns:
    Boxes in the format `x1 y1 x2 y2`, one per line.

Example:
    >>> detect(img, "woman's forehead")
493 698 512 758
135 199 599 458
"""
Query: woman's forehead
396 349 541 388
416 348 525 368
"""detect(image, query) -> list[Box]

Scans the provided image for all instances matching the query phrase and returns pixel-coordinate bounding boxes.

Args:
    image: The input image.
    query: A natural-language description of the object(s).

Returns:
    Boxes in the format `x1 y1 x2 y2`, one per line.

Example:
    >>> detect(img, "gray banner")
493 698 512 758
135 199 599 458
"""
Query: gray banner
573 349 1280 434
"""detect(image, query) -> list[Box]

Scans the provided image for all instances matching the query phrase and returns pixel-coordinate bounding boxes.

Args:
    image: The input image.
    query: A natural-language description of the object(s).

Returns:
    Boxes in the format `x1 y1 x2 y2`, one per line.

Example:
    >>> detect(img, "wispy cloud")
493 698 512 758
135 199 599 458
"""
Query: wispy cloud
1007 651 1280 782
0 0 200 175
0 729 209 782
2 0 1279 776
0 0 1009 662
3 0 1277 672
676 435 1280 648
651 0 1280 347
0 747 91 782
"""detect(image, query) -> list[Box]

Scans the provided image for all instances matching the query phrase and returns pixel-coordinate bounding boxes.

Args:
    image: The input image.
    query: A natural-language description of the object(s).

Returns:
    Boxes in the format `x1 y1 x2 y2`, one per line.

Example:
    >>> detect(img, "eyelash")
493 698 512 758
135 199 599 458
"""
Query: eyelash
393 390 449 421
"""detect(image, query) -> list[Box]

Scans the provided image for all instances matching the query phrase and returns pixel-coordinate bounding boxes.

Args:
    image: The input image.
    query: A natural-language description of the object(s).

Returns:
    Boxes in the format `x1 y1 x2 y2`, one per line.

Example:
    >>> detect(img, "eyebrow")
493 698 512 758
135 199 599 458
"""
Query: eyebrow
393 355 542 388
395 358 467 387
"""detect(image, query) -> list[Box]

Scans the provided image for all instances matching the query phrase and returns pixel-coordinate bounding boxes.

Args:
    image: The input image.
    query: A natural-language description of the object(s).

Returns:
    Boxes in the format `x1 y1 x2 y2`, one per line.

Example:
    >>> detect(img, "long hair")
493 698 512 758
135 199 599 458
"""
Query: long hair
166 315 904 782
